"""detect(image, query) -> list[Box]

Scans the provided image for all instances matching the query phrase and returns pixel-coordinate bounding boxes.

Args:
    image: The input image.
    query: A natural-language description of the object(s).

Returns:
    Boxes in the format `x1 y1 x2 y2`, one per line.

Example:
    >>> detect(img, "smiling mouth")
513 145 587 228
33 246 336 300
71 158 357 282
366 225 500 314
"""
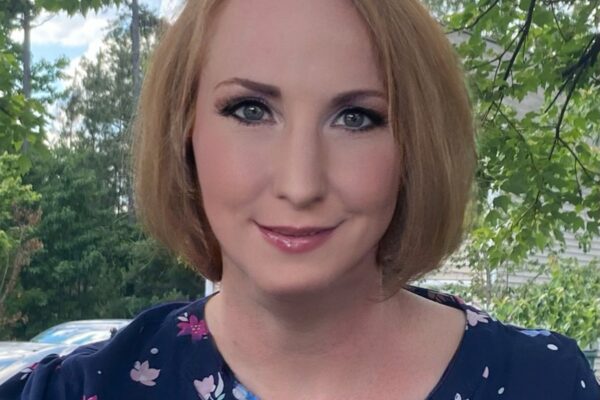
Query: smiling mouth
255 223 339 253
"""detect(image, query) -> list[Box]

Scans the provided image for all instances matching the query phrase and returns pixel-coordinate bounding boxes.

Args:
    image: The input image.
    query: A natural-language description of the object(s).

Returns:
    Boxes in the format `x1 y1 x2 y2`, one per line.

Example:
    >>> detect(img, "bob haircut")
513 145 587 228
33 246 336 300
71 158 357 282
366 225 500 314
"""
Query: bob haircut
133 0 476 295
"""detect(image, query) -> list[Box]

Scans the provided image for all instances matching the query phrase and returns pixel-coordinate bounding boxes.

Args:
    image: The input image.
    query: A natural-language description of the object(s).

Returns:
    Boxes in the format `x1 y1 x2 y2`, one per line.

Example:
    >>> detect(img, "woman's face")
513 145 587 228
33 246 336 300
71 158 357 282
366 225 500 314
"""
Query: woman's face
192 0 401 297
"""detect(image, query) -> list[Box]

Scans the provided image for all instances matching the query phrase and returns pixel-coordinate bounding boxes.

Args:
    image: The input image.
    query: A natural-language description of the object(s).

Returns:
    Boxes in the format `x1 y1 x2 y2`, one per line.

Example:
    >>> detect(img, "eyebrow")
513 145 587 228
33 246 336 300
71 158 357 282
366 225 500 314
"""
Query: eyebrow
214 77 387 107
214 78 281 98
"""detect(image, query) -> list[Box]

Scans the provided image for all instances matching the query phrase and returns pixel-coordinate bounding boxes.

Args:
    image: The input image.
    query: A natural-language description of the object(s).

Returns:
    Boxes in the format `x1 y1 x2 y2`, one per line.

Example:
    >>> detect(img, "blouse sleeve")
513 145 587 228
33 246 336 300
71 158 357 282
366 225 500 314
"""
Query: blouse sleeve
0 343 101 400
572 347 600 399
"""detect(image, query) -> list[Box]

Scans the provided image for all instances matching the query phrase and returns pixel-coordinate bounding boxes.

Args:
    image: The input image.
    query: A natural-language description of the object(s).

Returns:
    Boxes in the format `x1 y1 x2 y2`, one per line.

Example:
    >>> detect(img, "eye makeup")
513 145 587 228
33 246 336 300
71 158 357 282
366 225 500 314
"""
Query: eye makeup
215 94 388 132
215 95 275 126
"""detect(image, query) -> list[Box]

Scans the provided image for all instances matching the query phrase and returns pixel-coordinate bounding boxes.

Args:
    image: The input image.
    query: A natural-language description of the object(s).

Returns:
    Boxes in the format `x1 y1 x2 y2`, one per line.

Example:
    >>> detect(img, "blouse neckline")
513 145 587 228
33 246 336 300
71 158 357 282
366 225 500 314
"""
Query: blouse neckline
197 285 474 400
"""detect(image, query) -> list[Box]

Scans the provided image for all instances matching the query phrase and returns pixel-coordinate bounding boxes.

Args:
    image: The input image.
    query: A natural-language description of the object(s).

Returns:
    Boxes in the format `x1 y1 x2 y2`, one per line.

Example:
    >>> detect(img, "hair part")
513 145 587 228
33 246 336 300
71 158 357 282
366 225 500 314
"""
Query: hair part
133 0 476 295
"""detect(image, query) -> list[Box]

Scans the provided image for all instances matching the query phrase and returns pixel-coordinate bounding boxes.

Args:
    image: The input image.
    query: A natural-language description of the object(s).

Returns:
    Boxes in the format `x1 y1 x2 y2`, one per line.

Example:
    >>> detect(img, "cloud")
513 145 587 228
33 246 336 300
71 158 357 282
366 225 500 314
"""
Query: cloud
11 9 115 48
159 0 184 21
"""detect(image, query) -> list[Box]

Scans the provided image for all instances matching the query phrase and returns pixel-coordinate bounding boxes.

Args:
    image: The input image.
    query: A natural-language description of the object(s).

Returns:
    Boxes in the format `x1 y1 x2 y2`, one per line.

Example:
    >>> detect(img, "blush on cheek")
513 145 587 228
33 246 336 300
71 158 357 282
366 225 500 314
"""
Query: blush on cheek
330 142 401 211
192 128 269 210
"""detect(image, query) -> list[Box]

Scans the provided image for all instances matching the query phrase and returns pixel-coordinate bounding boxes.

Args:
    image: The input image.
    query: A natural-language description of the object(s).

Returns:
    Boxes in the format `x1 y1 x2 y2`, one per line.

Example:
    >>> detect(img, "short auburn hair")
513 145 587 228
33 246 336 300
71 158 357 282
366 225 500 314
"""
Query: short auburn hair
133 0 476 294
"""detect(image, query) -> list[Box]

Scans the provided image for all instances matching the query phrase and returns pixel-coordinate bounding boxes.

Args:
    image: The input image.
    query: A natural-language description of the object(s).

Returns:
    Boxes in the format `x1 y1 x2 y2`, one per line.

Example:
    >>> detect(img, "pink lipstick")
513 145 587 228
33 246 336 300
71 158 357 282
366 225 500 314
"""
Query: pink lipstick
256 223 337 253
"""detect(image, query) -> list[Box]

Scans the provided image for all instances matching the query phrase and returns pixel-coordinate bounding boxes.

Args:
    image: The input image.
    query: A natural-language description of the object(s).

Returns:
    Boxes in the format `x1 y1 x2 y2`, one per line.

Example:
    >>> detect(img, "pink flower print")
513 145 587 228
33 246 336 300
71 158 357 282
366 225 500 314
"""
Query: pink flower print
177 313 209 341
130 360 160 386
82 396 98 400
194 373 225 400
194 375 214 399
466 309 489 327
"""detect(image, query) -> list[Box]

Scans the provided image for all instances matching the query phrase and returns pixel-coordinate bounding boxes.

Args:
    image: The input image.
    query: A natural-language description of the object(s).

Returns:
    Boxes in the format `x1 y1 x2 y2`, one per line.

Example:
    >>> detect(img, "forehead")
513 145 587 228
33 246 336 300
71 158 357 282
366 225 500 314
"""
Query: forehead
202 0 384 92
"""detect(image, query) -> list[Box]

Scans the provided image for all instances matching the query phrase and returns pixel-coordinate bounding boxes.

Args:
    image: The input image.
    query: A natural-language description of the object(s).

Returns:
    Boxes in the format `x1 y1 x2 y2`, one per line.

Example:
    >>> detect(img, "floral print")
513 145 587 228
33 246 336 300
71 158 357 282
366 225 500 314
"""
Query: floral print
232 381 260 400
519 328 552 337
18 362 39 380
1 286 598 399
194 373 224 400
177 312 209 341
130 360 161 386
465 308 490 327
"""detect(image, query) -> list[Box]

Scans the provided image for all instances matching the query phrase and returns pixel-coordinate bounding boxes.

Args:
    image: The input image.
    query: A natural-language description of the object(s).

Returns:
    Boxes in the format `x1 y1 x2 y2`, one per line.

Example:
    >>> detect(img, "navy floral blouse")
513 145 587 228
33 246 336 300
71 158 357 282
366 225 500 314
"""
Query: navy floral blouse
1 286 598 399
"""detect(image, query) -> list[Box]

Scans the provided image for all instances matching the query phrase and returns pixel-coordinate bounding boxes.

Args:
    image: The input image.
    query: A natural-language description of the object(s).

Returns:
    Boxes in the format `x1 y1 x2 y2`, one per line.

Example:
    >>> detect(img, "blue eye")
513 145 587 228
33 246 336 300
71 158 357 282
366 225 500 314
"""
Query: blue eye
218 98 273 125
332 108 386 132
235 102 266 121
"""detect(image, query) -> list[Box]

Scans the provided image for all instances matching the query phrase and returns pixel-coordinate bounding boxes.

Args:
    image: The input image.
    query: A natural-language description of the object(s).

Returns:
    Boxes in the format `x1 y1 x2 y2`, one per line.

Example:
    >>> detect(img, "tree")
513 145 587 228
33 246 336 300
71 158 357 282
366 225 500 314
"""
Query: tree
6 146 204 339
61 5 160 213
422 0 600 346
0 7 204 341
424 0 599 282
0 153 41 335
492 258 600 349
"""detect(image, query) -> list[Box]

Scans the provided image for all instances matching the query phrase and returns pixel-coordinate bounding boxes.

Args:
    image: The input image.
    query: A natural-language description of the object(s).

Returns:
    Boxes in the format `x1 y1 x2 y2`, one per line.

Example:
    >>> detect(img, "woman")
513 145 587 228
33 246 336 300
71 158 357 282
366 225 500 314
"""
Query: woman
1 0 598 399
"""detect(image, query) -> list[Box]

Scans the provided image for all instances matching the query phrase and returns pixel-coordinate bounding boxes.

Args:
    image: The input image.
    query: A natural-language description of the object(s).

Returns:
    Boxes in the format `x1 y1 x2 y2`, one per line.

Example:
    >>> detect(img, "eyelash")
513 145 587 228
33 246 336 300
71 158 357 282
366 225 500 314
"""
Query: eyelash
216 96 388 132
217 96 274 127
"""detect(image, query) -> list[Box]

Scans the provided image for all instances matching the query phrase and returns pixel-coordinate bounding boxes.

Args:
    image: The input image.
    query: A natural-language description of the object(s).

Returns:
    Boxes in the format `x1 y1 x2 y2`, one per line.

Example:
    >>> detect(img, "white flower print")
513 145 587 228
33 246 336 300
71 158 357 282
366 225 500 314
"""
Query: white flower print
466 309 489 327
18 362 41 380
194 372 224 400
482 366 489 378
130 360 161 386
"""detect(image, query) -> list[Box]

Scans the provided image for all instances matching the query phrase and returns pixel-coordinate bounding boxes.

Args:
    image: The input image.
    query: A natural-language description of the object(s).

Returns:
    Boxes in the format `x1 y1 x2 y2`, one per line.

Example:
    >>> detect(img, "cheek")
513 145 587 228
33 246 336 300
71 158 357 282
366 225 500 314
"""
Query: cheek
192 122 269 212
330 139 401 212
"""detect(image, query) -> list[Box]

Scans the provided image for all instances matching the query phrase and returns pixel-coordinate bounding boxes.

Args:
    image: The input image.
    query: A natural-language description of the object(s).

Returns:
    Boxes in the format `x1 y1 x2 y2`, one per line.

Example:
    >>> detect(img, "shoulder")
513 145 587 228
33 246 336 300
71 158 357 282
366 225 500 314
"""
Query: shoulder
0 299 218 400
490 321 598 398
407 286 599 399
456 303 599 398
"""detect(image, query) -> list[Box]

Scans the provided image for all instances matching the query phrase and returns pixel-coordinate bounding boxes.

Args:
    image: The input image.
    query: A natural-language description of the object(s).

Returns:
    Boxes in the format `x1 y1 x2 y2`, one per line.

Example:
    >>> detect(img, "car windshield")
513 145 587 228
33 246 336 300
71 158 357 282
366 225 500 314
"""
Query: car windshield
0 358 19 368
31 327 109 345
30 321 129 345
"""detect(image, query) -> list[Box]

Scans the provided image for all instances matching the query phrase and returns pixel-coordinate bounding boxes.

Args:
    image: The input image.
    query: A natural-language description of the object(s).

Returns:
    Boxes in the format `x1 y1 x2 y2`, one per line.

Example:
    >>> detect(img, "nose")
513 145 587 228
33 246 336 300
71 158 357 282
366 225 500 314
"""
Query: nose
272 122 327 209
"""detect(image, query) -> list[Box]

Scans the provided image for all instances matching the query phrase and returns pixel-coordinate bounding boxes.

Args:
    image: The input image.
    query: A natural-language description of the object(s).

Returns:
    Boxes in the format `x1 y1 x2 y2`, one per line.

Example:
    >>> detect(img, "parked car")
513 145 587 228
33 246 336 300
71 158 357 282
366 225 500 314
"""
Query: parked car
0 319 131 385
30 319 131 346
0 342 78 385
0 341 55 370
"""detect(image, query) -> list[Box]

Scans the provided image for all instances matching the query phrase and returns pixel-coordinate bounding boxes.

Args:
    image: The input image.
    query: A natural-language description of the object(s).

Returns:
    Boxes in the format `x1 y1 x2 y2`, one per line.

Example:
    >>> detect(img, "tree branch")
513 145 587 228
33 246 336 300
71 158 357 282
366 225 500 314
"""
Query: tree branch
548 68 582 160
502 0 537 82
549 1 567 42
558 137 600 180
447 0 501 34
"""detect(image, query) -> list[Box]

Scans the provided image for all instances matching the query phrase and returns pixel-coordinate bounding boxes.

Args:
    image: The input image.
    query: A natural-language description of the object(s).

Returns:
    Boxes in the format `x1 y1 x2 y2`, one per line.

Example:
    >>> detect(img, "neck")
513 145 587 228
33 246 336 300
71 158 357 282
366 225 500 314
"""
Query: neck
204 266 415 397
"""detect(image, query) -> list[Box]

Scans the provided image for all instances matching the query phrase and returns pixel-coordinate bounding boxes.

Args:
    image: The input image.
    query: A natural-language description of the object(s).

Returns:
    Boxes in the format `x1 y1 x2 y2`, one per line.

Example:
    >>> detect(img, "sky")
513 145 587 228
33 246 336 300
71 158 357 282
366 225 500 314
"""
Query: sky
8 0 183 143
14 0 183 67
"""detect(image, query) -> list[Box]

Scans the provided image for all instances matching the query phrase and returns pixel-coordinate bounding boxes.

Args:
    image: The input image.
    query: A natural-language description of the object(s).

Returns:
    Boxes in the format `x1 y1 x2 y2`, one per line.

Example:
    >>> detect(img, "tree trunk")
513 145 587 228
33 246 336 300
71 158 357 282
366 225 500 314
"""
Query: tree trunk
128 0 141 221
21 0 32 154
131 0 141 102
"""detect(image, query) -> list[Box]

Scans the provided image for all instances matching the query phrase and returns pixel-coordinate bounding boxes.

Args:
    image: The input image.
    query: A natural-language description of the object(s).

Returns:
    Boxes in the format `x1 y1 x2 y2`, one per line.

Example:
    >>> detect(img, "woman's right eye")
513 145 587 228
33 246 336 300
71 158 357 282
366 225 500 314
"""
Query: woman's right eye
219 99 273 125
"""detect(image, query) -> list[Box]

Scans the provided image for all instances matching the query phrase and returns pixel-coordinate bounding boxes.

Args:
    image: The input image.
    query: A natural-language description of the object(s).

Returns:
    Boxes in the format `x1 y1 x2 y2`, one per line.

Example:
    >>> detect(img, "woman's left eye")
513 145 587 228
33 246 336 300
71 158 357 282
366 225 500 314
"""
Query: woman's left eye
332 108 386 132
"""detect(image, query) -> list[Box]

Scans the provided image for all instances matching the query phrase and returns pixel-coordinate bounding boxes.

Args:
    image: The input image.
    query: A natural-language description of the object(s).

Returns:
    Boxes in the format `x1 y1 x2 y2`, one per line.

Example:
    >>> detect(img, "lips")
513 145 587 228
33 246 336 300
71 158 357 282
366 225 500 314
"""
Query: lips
259 225 335 236
256 223 338 253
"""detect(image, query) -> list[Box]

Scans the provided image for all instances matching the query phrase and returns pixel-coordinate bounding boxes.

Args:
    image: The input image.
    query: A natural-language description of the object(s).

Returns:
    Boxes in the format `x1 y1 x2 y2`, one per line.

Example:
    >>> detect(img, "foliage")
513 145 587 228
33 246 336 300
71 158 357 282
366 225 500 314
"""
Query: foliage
491 258 600 349
61 5 160 211
36 0 122 14
3 146 203 339
0 6 204 340
442 257 600 349
0 153 41 332
0 29 46 165
423 0 600 308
